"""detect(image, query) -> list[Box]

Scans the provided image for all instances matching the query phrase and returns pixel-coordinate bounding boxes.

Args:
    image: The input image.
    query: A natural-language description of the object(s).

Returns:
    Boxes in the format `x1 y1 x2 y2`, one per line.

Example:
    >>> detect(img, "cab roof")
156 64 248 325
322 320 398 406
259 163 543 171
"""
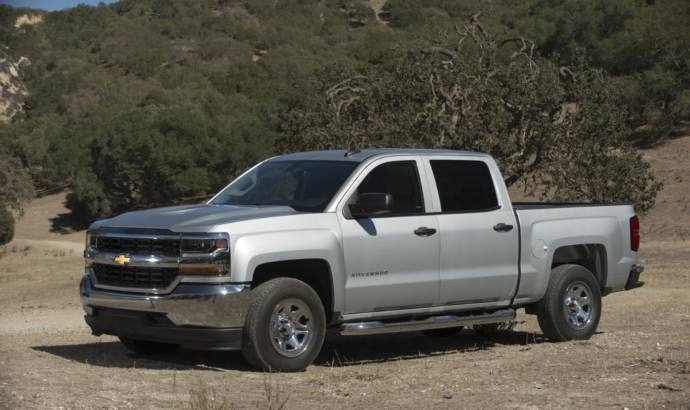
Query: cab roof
268 148 488 163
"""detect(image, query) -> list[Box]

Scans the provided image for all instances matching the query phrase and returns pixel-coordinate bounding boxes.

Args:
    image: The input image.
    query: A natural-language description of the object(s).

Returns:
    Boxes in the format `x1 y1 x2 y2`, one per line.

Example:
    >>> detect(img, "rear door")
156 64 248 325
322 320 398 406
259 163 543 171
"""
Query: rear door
337 156 440 314
423 156 519 306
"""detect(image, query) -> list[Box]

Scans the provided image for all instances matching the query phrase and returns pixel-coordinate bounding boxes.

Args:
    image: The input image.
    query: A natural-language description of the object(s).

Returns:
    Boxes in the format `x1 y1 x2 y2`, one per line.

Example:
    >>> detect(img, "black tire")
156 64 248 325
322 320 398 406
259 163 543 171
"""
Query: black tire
422 327 463 337
474 321 514 337
537 264 602 342
119 337 179 355
241 277 326 372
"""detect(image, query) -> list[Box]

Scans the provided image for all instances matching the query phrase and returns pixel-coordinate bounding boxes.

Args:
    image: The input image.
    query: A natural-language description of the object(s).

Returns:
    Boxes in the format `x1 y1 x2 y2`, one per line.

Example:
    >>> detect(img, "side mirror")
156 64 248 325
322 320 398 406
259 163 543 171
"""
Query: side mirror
348 193 393 218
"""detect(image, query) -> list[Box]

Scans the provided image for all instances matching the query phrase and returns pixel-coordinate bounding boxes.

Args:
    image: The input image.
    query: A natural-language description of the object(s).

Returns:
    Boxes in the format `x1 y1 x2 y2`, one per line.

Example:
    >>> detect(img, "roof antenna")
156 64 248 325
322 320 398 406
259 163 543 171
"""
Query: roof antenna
344 142 360 157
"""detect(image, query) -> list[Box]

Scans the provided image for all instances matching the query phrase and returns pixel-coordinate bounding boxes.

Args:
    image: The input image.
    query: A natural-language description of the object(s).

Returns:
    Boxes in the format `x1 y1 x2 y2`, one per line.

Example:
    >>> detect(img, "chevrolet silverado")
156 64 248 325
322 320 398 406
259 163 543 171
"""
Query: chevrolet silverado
80 149 644 371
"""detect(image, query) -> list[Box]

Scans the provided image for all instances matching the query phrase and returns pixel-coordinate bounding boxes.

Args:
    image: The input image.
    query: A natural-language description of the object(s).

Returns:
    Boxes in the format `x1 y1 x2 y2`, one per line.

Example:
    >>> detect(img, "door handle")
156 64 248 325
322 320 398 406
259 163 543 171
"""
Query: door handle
414 227 437 237
493 223 514 232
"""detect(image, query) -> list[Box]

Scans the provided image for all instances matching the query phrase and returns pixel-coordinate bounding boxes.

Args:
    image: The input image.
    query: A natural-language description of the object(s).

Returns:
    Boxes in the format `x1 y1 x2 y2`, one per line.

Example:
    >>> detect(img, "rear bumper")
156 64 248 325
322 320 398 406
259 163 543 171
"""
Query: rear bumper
79 275 250 349
625 265 645 290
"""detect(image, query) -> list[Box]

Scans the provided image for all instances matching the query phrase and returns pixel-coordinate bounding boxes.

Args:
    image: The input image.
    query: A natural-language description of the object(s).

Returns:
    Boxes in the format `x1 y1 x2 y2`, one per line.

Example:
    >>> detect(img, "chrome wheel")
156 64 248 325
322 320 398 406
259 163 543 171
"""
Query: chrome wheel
270 298 313 357
563 281 595 330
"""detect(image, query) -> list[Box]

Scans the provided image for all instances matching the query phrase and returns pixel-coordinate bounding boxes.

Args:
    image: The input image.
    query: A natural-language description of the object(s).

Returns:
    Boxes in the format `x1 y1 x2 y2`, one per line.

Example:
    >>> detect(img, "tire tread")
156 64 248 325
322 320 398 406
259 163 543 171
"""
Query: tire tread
537 264 601 342
241 277 326 372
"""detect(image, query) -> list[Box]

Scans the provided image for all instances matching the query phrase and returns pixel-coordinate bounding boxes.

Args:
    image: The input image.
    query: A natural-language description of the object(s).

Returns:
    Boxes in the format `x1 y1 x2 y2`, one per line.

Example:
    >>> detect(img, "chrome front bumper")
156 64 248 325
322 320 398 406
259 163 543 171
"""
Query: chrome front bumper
80 274 251 328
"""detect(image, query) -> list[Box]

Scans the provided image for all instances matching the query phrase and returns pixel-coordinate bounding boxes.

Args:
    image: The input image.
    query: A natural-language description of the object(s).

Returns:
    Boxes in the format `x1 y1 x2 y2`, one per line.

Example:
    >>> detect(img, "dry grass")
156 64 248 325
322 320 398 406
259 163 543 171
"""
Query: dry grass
177 372 289 410
186 381 231 410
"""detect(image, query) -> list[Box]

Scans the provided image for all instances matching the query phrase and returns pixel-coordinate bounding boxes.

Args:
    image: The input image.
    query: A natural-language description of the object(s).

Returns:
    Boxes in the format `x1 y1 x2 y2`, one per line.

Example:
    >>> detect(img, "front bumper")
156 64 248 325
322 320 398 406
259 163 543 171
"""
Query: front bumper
80 275 251 349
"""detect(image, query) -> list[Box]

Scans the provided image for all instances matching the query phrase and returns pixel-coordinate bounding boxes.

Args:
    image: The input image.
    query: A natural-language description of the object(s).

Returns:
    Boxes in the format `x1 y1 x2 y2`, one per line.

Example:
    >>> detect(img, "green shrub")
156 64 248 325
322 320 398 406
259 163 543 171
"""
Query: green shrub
66 173 112 224
0 206 14 245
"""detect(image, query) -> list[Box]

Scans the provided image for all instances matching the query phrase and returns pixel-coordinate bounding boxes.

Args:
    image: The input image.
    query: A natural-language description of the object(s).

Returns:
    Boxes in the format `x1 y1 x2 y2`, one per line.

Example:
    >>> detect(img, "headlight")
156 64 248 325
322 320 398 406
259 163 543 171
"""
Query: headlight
179 234 230 276
181 238 228 253
84 231 96 268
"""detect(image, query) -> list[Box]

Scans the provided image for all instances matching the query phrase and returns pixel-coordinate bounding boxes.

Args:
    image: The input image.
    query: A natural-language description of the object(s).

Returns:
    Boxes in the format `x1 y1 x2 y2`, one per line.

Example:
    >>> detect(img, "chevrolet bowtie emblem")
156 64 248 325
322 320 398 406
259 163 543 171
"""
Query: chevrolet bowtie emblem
114 254 131 265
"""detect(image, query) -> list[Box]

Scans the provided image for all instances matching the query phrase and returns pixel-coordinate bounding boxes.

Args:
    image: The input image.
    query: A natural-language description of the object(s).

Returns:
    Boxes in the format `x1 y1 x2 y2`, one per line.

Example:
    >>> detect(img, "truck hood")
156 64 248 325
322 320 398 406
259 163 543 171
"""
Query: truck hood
91 204 300 232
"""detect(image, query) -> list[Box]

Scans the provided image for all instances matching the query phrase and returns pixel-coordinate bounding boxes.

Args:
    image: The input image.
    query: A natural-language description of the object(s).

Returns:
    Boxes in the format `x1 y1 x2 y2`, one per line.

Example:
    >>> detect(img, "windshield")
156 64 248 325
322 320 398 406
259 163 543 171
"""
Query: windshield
210 160 359 212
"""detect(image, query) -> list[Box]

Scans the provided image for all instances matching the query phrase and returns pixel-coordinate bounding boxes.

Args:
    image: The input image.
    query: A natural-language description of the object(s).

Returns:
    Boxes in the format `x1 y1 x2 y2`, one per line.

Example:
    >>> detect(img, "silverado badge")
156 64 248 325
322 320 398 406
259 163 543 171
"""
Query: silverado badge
113 254 131 265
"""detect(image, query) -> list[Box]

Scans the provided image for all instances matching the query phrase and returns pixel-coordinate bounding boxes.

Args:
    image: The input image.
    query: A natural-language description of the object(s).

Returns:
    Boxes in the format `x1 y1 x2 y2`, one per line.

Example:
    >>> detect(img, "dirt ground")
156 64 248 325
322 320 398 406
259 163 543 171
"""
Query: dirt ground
1 137 689 409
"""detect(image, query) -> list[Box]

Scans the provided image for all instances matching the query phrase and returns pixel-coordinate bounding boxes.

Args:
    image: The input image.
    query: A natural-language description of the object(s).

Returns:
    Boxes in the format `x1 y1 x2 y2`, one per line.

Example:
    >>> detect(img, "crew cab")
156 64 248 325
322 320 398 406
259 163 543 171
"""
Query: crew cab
80 149 644 371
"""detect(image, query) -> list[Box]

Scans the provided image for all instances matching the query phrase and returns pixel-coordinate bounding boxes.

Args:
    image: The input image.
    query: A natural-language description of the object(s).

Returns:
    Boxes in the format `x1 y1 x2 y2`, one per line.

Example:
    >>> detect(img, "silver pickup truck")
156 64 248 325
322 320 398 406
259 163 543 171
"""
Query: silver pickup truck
80 149 644 371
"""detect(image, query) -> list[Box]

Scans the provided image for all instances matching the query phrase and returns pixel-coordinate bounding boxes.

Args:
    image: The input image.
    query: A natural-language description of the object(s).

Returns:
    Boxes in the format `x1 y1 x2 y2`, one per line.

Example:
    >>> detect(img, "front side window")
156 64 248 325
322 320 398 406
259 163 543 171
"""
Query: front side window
211 160 358 212
430 160 499 212
356 161 424 215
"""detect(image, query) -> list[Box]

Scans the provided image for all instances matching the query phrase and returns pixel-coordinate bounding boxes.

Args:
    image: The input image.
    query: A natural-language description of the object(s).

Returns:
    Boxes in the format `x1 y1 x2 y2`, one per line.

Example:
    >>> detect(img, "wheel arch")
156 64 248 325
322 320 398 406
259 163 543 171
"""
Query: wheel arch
551 243 608 289
251 258 336 324
231 230 345 320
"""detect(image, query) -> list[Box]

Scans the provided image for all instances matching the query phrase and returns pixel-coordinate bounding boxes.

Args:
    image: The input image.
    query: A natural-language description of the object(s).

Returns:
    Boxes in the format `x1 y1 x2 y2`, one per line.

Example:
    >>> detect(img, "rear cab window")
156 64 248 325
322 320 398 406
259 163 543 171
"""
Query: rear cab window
429 160 499 213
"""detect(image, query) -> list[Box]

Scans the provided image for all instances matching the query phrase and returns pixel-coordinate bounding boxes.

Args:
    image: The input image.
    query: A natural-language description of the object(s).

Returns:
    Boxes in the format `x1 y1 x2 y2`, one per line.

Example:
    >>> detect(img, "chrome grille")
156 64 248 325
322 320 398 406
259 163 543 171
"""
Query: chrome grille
86 230 230 294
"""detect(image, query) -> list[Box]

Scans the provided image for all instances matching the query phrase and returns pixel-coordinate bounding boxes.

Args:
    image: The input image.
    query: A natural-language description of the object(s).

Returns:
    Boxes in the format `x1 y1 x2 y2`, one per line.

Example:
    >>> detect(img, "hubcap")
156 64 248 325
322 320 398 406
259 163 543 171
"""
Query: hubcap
270 298 313 357
563 281 595 330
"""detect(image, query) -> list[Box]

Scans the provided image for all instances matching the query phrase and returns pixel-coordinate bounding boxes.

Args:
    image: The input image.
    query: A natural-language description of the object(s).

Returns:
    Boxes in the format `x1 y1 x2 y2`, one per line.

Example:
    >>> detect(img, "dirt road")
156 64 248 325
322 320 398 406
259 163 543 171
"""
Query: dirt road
1 137 689 409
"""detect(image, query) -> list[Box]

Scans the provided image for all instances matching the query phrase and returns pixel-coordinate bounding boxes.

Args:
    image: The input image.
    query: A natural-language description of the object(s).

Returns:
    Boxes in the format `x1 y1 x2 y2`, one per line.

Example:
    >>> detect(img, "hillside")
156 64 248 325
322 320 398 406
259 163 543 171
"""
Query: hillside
0 0 688 230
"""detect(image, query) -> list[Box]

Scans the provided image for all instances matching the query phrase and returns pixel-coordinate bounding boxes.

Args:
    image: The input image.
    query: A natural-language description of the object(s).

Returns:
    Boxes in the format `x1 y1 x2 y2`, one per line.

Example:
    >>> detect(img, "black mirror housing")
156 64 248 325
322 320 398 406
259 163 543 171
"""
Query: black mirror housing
348 193 393 218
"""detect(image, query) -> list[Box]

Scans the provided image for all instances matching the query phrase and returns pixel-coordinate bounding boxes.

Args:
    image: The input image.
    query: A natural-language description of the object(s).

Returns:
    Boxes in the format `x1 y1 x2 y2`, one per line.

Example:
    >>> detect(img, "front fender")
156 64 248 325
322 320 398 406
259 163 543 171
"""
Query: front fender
230 230 345 312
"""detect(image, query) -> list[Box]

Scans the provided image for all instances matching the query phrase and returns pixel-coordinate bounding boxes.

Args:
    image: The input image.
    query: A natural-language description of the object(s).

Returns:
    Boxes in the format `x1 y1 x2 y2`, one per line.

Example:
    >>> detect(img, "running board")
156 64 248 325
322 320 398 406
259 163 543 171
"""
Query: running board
340 308 515 336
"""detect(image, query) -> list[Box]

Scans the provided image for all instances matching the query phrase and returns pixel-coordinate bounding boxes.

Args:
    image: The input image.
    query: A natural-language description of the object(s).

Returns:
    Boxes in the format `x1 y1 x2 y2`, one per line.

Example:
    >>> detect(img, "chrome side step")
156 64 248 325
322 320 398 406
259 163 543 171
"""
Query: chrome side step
340 308 515 336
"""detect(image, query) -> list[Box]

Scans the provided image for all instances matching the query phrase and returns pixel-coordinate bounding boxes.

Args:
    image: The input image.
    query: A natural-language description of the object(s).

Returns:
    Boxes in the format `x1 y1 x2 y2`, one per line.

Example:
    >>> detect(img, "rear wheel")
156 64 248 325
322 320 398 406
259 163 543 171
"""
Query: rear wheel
241 278 326 372
422 326 463 337
119 337 179 355
537 264 602 341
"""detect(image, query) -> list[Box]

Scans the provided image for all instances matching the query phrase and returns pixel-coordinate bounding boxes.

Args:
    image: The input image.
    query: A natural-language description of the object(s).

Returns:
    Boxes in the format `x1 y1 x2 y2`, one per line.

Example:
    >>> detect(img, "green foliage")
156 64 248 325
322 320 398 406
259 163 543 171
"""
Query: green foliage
65 173 111 224
514 0 690 130
1 0 678 223
0 155 35 214
65 86 274 222
280 19 662 213
0 205 14 245
542 63 662 211
0 0 397 222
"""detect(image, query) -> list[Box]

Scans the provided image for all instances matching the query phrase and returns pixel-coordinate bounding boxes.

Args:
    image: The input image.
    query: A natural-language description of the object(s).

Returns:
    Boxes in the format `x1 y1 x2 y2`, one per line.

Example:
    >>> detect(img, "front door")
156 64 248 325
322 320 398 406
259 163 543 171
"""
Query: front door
339 158 440 314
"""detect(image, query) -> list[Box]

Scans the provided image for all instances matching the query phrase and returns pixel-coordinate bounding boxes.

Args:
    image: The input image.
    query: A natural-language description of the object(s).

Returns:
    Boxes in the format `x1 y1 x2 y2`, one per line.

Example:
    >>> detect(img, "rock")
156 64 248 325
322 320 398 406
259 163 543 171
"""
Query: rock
14 14 44 28
0 48 29 123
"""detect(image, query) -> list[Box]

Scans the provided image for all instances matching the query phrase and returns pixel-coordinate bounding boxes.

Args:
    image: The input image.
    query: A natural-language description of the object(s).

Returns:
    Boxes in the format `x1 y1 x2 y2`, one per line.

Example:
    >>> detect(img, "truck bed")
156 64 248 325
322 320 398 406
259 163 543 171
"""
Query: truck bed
512 202 632 210
511 201 637 304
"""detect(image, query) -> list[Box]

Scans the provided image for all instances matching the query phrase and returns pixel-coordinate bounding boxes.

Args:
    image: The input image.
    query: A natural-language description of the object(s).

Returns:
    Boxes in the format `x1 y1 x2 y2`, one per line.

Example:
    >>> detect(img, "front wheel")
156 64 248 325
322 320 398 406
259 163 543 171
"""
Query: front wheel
537 264 602 341
241 278 326 372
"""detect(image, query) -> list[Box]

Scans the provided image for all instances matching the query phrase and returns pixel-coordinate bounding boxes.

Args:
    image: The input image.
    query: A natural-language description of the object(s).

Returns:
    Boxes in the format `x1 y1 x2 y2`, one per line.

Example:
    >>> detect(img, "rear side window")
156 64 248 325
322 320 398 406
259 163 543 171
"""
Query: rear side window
357 161 424 215
430 160 499 212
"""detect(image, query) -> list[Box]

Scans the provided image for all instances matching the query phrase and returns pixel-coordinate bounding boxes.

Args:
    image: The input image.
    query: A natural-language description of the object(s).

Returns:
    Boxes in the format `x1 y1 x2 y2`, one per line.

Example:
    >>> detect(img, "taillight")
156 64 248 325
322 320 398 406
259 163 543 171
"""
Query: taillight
630 216 640 251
